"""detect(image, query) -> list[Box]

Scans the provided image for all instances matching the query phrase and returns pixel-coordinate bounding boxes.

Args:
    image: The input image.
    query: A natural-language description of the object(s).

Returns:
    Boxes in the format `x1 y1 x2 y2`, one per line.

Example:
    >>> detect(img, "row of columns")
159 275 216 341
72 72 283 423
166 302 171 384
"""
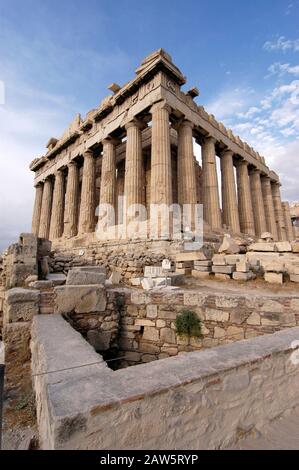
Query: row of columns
32 102 294 242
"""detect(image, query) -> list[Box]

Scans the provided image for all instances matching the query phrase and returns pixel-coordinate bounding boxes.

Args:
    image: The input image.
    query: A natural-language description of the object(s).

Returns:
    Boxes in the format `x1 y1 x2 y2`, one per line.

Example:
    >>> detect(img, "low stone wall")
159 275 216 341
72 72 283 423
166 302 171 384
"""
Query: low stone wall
31 315 299 450
115 288 299 365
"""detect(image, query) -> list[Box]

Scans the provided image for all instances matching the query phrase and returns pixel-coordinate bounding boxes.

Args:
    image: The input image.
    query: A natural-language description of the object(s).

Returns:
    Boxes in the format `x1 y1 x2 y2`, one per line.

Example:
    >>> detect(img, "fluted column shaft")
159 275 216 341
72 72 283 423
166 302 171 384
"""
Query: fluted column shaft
236 161 255 235
31 183 44 235
39 178 53 239
124 120 144 213
177 120 197 206
49 170 65 240
261 176 278 240
150 102 172 206
249 169 267 237
220 150 240 233
201 136 221 228
282 201 294 241
78 151 96 234
272 182 287 241
64 162 79 238
99 139 117 208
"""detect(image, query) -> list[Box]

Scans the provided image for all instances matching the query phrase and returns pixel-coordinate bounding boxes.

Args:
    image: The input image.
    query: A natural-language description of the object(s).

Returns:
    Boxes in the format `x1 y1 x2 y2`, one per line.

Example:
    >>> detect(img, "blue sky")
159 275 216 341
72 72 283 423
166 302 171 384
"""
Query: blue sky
0 0 299 250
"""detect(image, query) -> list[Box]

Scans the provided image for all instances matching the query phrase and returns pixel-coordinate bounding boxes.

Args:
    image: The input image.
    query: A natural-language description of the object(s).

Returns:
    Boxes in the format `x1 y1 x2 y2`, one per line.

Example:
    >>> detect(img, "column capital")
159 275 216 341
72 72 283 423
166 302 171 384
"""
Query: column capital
249 167 261 175
150 100 171 114
34 181 43 188
68 159 78 168
203 135 217 145
180 119 194 129
235 159 248 168
261 174 271 180
83 149 94 159
220 148 234 158
102 136 121 146
124 118 146 131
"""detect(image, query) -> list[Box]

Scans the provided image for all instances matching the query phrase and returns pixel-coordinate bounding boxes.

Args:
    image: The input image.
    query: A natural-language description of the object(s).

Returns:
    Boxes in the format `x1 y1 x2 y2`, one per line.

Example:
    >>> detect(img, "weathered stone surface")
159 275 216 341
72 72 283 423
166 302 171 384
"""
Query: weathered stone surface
191 270 211 279
214 326 226 338
108 271 122 285
262 259 285 273
146 305 158 319
29 280 54 289
247 312 261 326
205 308 229 322
225 254 245 265
290 274 299 283
54 285 107 314
87 330 112 351
233 272 255 281
264 272 283 284
160 327 176 344
66 270 106 286
248 242 277 252
291 242 299 253
275 241 292 253
142 326 159 341
130 277 142 286
236 260 250 273
214 273 231 281
144 266 164 278
141 278 154 290
218 235 240 254
72 266 106 274
175 251 208 262
212 265 235 274
212 254 226 265
46 273 66 286
260 232 273 241
4 288 39 323
192 265 211 272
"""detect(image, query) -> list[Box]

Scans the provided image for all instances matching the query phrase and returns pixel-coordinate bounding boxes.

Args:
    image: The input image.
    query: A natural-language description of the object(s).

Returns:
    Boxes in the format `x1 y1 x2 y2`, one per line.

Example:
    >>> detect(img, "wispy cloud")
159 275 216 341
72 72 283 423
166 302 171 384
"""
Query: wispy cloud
263 36 299 52
266 62 299 78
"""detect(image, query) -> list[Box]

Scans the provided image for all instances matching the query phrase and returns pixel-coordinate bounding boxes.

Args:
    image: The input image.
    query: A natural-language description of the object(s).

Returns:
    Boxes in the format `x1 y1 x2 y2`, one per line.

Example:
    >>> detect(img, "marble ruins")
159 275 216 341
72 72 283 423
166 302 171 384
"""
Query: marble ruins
29 49 295 246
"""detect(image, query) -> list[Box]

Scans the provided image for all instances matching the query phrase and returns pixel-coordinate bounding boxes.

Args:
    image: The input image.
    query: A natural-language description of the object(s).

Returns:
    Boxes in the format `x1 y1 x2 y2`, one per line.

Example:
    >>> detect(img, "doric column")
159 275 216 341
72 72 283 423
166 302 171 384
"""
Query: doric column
78 150 96 234
31 183 44 236
249 169 267 237
177 120 197 206
64 161 79 238
38 178 53 239
282 201 294 241
272 182 287 241
201 136 221 229
220 149 240 233
124 119 145 214
150 102 172 206
49 170 65 240
99 138 117 208
236 161 255 235
261 175 278 240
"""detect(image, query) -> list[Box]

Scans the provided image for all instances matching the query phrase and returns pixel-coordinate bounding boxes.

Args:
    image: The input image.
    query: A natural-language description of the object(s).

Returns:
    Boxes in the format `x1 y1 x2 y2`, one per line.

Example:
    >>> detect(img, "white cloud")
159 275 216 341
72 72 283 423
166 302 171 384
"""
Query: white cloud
263 36 299 52
205 87 256 120
266 62 299 77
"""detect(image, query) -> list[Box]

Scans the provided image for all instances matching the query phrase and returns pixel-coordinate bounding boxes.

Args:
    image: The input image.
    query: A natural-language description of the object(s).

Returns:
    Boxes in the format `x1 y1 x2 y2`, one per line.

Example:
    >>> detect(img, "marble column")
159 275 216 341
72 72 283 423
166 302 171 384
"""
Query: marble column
31 183 44 236
177 120 197 206
261 175 278 240
236 161 255 236
201 136 221 229
64 161 79 238
249 169 267 237
78 150 96 234
99 138 117 208
49 170 65 240
124 119 144 215
220 150 240 233
116 161 125 225
282 201 294 241
272 182 287 241
150 102 172 206
38 178 53 239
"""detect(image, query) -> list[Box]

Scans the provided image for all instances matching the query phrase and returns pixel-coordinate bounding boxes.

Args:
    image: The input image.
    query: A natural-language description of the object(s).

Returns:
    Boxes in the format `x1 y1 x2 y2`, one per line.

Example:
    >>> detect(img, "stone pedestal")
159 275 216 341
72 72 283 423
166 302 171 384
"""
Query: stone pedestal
249 169 267 237
39 178 53 239
31 183 44 236
272 182 287 241
261 176 278 240
220 150 240 233
49 170 65 240
201 136 221 229
79 151 96 234
124 120 145 221
64 162 79 238
282 201 294 241
99 138 117 208
236 161 255 236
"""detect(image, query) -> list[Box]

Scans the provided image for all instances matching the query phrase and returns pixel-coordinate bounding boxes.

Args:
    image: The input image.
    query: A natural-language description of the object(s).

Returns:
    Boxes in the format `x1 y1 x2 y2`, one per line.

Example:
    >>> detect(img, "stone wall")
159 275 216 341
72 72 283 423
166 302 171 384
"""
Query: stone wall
31 315 299 450
114 288 299 366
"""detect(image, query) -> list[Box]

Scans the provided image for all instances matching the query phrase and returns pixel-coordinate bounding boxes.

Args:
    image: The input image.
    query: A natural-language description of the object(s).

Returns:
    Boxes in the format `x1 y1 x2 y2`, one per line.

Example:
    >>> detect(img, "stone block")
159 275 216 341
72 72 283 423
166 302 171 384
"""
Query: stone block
176 261 193 269
160 327 176 344
108 271 122 285
144 266 164 278
175 268 192 275
168 273 185 286
262 260 285 273
66 270 106 286
246 312 261 325
191 270 211 279
290 274 299 283
194 260 212 267
212 254 226 266
248 242 277 252
212 265 235 274
236 260 250 273
146 305 158 319
205 308 229 322
218 235 240 254
142 327 159 342
141 278 154 290
227 326 244 340
260 232 273 241
275 241 292 253
29 280 54 289
214 327 226 338
87 330 112 351
175 251 208 262
152 277 171 288
46 273 66 286
224 254 245 265
135 319 155 327
4 288 40 323
264 272 283 284
72 266 107 274
192 266 211 272
131 277 142 286
291 241 299 253
54 285 107 314
233 272 256 281
214 273 231 281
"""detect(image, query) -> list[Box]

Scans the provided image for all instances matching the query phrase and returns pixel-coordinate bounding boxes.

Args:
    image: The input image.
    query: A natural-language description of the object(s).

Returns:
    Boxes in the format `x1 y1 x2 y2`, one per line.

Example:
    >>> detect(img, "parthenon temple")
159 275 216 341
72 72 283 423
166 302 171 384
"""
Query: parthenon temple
29 49 295 246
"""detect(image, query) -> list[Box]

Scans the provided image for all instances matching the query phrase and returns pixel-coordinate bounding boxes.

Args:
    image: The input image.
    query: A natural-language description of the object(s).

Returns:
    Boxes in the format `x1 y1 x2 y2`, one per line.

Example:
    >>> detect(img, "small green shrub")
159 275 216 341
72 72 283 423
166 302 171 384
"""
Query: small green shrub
175 310 202 338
